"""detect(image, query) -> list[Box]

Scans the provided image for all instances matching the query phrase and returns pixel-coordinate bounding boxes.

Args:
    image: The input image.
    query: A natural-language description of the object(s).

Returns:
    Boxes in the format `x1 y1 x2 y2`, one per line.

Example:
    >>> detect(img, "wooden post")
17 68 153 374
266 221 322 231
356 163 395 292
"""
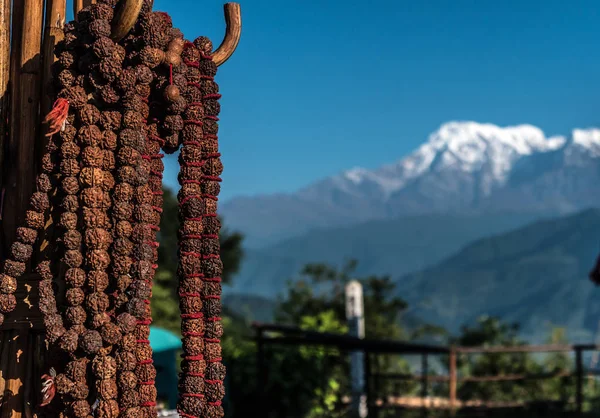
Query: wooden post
2 0 44 254
0 0 10 255
576 346 583 415
421 353 428 415
449 346 457 414
256 327 265 416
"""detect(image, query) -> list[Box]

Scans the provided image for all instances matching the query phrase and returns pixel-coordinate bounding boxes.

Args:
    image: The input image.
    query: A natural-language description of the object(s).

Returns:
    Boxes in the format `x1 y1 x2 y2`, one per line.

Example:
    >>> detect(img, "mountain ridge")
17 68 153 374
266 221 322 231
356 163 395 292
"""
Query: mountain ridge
221 121 600 247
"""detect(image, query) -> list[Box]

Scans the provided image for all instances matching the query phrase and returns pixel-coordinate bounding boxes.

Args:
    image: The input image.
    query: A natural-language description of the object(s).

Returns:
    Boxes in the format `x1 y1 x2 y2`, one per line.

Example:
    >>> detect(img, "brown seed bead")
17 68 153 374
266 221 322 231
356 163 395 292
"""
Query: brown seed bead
119 389 140 409
116 312 137 334
45 318 66 342
87 270 109 292
100 322 122 345
64 249 83 268
113 237 134 256
169 38 185 53
59 158 80 176
90 312 111 329
182 45 201 63
135 362 157 382
92 355 117 379
180 296 202 315
164 84 180 102
177 398 204 417
63 230 82 250
99 111 122 131
194 36 213 55
119 129 145 151
206 362 226 381
89 19 111 38
65 268 86 288
138 384 157 404
66 288 85 306
181 318 205 335
36 173 53 193
119 333 136 352
121 408 140 418
123 110 144 130
182 376 204 394
180 277 203 294
92 36 114 58
81 146 103 168
62 85 88 109
66 359 89 382
96 400 119 418
116 351 137 371
113 183 134 201
112 256 132 275
60 194 79 212
57 68 77 87
0 275 16 294
80 330 103 355
78 103 101 126
140 47 164 68
65 306 86 325
164 50 181 67
71 381 90 400
116 147 141 168
58 50 76 69
60 212 78 230
30 192 50 212
96 379 118 400
85 228 112 250
99 58 122 83
10 242 32 263
100 85 120 104
101 150 115 170
55 373 75 395
60 141 80 159
86 292 110 314
61 176 80 196
78 125 102 147
82 216 108 236
116 67 136 91
25 210 45 229
71 399 92 418
182 336 204 356
115 220 133 238
58 329 79 353
112 201 134 221
86 250 110 270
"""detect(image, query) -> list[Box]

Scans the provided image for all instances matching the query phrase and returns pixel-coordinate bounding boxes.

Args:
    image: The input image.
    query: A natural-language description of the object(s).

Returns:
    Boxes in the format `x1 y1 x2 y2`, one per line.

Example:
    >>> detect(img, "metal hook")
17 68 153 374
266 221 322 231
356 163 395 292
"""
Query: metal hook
75 0 241 66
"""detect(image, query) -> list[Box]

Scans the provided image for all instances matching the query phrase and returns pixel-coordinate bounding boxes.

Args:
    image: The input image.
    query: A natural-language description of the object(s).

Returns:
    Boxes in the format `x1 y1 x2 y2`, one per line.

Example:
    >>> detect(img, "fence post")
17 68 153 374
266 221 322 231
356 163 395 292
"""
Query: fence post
256 327 265 416
421 353 429 416
576 346 583 416
449 346 457 414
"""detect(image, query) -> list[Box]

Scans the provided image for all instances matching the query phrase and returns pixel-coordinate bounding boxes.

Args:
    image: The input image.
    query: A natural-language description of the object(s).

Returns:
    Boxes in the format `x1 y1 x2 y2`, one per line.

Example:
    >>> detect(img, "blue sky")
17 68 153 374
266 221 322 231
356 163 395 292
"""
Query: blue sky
132 1 600 200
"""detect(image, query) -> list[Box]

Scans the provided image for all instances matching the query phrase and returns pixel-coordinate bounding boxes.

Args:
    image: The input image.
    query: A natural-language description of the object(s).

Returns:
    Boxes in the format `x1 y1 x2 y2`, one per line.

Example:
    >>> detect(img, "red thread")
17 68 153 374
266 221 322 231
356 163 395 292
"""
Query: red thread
147 241 160 248
137 319 152 325
139 360 154 365
207 357 223 362
181 140 203 147
149 225 160 231
184 355 205 361
207 317 221 322
136 339 150 344
205 379 223 385
182 393 205 399
140 402 157 407
184 60 200 68
150 170 164 178
184 120 204 126
151 206 163 213
205 115 220 121
181 313 204 319
203 277 222 283
203 295 221 300
180 252 219 260
181 234 219 240
208 401 223 406
205 338 220 343
179 292 201 298
183 332 204 337
203 94 222 100
139 380 155 385
181 161 206 168
152 190 164 195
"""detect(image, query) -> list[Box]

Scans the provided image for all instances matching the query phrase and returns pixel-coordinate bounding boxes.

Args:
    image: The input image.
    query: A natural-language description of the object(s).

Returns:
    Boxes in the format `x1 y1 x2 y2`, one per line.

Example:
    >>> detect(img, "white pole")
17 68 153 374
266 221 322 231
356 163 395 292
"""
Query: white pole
346 280 367 418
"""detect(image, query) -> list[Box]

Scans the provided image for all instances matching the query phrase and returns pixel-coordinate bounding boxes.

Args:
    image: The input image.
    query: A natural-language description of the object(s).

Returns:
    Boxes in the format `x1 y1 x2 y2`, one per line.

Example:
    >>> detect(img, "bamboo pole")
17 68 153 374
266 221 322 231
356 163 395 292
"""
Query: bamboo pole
2 0 44 254
0 0 10 261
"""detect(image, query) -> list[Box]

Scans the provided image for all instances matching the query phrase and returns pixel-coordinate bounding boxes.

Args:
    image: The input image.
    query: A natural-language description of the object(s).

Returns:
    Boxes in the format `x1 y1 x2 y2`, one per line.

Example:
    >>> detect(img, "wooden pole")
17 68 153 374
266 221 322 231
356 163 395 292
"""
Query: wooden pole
213 3 242 67
449 346 457 414
41 0 66 116
576 347 583 415
2 0 44 255
0 0 10 260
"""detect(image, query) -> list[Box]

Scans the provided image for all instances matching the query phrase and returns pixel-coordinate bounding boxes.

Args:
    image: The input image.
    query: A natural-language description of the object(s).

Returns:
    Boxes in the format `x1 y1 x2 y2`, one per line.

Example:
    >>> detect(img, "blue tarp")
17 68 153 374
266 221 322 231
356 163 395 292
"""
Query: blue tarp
149 326 182 353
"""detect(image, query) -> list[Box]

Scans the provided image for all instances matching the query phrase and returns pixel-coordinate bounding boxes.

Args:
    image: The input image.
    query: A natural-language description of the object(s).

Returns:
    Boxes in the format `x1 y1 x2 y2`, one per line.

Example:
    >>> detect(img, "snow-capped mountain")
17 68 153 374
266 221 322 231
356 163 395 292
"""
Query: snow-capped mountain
221 121 600 247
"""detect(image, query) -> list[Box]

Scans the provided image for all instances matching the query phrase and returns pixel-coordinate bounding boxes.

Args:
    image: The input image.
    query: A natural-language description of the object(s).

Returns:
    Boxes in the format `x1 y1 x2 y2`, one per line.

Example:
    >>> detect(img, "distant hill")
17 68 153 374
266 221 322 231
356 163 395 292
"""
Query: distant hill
396 209 600 342
228 212 540 298
222 293 277 323
222 122 600 247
